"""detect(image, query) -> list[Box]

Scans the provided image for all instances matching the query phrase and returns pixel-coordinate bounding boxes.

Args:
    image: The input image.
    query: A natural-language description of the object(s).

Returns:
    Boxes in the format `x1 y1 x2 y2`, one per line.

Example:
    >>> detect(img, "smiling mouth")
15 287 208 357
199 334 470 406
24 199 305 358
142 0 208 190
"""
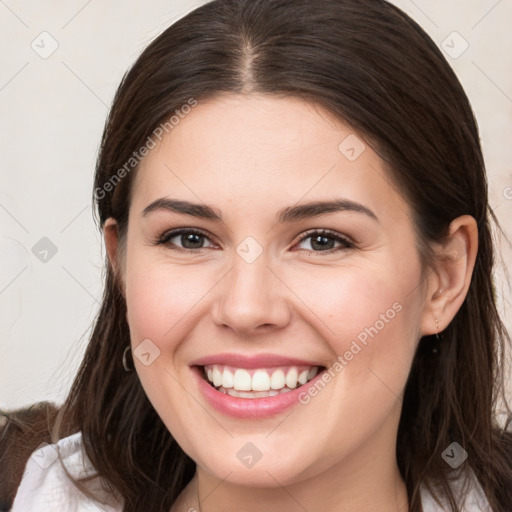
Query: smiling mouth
198 364 326 399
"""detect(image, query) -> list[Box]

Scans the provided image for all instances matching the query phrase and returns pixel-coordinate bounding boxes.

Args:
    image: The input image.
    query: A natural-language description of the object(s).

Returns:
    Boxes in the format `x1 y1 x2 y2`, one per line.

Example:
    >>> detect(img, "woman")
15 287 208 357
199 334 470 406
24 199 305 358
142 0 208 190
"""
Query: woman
8 0 512 511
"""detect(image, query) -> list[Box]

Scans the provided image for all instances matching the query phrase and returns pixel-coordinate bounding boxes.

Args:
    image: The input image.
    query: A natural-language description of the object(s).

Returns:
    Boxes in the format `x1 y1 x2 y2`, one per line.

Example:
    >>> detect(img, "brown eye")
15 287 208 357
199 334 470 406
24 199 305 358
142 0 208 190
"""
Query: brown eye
295 230 354 253
157 229 215 251
155 228 354 254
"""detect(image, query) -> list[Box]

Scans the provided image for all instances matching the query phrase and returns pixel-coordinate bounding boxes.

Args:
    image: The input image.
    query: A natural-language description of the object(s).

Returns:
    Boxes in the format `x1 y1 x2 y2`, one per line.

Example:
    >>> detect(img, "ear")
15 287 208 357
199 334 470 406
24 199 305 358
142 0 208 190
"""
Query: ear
420 215 478 336
103 217 121 278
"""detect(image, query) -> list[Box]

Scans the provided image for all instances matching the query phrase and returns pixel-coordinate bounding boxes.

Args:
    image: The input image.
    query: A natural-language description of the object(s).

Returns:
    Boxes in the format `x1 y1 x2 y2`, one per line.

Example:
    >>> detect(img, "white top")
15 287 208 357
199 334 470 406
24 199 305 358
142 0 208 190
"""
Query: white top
12 432 493 511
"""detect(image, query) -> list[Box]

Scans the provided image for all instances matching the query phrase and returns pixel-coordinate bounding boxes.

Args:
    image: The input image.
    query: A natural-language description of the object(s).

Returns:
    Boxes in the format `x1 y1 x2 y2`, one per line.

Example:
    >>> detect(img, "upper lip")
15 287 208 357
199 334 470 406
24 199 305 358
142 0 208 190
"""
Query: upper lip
190 353 325 369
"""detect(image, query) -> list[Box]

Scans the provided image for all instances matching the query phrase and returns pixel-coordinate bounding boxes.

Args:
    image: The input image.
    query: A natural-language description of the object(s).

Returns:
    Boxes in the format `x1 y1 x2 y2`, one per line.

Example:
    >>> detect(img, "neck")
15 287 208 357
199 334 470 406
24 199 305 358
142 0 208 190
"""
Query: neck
196 464 407 512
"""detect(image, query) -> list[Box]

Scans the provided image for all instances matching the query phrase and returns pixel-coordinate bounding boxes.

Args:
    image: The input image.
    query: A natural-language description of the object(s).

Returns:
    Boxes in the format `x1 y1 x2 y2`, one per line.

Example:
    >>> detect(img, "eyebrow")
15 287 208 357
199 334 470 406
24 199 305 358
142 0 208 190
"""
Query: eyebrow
141 197 378 223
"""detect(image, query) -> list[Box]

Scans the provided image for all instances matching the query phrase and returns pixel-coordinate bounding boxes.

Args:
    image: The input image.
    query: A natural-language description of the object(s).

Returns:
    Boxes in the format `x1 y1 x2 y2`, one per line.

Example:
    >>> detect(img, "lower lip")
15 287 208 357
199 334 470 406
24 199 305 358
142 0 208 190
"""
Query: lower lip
192 366 324 419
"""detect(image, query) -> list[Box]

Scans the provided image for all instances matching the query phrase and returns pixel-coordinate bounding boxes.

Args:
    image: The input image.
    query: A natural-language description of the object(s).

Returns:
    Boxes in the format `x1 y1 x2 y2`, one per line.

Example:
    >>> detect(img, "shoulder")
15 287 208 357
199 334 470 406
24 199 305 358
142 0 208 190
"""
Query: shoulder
0 402 61 508
420 466 493 512
11 431 122 512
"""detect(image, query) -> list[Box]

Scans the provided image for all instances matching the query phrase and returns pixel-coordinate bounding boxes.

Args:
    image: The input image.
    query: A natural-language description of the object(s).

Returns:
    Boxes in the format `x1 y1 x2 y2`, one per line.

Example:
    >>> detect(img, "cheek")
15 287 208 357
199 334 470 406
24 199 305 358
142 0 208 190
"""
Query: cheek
288 260 417 336
280 264 422 460
122 254 213 453
124 257 211 347
286 258 423 389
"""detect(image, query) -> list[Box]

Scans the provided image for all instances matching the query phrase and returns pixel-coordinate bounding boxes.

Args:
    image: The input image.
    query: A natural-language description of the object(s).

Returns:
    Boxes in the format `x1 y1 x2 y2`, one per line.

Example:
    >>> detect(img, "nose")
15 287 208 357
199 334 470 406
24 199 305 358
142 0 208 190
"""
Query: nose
212 252 292 336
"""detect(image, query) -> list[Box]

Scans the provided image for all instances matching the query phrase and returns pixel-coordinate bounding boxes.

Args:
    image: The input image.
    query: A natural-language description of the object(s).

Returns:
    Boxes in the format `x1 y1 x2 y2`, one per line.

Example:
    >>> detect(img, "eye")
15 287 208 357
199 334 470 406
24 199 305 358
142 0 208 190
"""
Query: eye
293 229 354 253
156 228 216 251
155 228 355 254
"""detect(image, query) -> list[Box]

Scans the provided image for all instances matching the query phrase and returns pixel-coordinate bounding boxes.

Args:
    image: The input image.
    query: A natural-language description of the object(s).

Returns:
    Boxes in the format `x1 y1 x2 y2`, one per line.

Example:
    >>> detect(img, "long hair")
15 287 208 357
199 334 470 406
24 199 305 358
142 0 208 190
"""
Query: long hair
51 0 512 511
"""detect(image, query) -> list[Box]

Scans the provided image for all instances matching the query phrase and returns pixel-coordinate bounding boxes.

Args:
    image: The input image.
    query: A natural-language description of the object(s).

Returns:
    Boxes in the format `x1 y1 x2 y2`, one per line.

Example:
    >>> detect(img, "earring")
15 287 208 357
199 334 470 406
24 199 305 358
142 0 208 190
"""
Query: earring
430 318 442 355
122 345 133 372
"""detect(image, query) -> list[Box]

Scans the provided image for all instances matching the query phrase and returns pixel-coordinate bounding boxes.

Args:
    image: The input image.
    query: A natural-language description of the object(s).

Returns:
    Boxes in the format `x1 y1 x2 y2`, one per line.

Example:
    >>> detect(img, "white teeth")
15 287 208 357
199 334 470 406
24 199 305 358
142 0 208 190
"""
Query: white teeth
307 367 318 379
238 390 270 399
298 369 309 385
233 369 252 391
270 369 285 390
204 364 321 394
252 370 271 391
222 369 234 388
212 367 223 387
285 368 298 389
222 387 291 398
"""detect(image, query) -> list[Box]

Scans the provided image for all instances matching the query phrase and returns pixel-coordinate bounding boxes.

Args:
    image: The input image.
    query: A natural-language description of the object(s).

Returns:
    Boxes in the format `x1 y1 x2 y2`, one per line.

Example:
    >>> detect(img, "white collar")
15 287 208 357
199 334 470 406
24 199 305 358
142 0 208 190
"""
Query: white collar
12 431 493 511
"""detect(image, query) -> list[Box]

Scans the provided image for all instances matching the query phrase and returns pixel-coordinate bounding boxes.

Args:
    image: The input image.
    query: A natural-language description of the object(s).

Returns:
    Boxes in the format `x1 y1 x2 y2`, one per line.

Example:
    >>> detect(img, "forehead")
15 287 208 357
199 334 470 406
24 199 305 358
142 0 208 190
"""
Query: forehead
131 94 409 222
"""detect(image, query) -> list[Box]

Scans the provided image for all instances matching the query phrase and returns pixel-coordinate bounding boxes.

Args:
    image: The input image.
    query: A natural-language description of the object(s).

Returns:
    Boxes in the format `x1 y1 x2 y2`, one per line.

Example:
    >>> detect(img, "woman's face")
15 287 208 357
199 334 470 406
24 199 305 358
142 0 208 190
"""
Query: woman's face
119 94 432 486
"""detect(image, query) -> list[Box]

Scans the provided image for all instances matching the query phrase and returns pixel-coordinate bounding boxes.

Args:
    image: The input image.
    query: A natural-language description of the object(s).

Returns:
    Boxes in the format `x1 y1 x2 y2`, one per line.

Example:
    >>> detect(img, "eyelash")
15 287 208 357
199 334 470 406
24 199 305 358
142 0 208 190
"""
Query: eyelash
154 228 355 254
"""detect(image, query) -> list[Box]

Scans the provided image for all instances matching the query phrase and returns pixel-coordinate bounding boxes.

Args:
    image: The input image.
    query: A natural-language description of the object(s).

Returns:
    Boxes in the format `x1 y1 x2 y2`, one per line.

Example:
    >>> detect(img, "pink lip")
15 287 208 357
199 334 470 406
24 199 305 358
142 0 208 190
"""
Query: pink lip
191 365 325 419
190 352 323 369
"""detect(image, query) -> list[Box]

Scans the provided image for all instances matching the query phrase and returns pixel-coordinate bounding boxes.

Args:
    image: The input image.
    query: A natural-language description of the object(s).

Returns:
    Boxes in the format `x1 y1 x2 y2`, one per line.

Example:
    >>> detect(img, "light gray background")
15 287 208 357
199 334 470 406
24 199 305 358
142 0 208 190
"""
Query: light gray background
1 0 511 410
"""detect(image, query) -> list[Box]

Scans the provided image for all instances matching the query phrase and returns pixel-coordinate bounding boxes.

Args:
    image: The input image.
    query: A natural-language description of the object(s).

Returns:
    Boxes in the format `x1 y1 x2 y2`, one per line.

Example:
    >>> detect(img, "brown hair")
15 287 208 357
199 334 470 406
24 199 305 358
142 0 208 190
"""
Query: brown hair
26 0 512 510
0 403 61 508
